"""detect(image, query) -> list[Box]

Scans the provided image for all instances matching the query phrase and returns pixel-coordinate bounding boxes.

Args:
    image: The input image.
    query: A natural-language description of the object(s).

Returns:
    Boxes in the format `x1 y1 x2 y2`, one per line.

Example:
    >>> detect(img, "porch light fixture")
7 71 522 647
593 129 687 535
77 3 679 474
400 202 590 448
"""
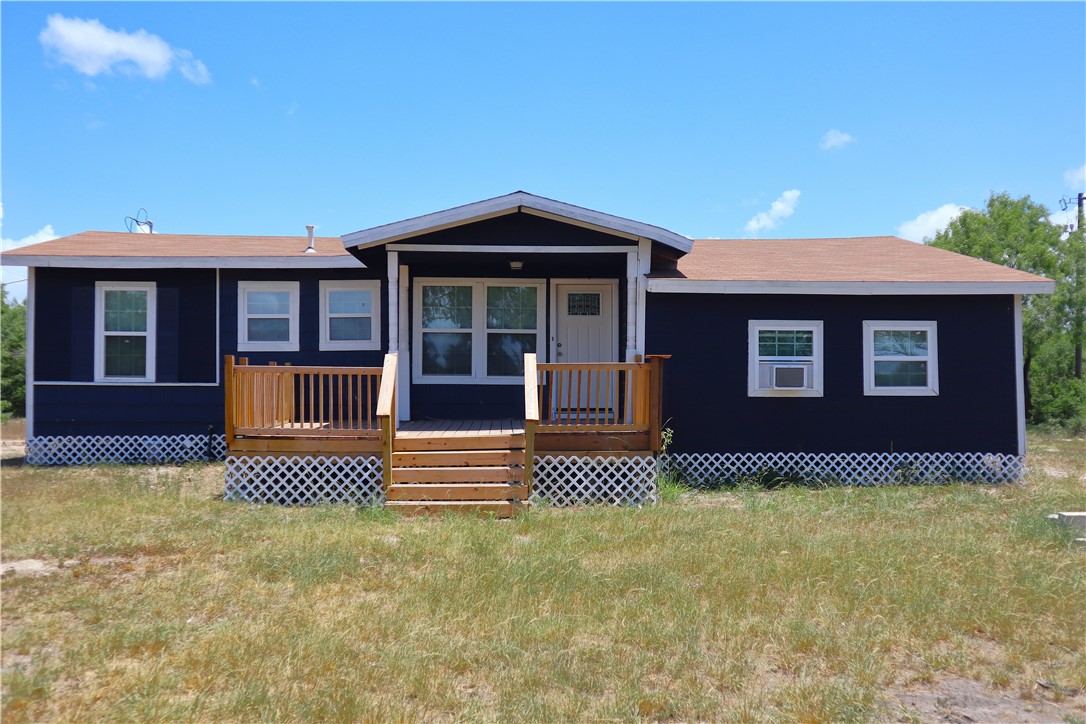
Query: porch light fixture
509 260 524 271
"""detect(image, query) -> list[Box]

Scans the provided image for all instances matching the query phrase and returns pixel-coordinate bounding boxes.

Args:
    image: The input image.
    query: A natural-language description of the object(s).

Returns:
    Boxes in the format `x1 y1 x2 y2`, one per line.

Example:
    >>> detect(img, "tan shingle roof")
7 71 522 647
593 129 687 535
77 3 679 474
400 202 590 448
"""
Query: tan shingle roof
651 236 1051 285
1 230 350 260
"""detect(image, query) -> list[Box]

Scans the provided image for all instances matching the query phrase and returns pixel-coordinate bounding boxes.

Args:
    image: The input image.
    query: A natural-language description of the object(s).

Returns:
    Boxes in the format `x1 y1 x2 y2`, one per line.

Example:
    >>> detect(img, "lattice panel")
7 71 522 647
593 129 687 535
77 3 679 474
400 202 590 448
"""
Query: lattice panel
225 455 384 506
26 434 227 466
662 451 1025 487
531 455 657 507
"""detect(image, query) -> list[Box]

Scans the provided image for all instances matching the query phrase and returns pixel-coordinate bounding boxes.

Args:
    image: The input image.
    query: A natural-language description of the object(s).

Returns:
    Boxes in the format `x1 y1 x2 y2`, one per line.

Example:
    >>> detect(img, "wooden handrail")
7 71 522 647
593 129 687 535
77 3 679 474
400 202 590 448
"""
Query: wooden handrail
523 353 539 492
224 355 236 448
376 353 398 419
376 353 398 491
524 354 539 424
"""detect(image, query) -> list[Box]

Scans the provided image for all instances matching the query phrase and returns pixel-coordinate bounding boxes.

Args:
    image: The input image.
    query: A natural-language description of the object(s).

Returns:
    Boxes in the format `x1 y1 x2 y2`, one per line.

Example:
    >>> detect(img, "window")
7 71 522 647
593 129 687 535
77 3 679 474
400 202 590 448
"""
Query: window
567 292 601 316
95 282 156 382
238 281 299 352
319 280 381 351
863 321 938 396
748 320 824 397
414 279 544 384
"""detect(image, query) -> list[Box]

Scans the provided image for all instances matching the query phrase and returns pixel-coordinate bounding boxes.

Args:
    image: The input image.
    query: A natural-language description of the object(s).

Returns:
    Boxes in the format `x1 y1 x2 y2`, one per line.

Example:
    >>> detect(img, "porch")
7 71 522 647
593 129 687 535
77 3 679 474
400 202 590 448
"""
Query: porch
223 353 667 513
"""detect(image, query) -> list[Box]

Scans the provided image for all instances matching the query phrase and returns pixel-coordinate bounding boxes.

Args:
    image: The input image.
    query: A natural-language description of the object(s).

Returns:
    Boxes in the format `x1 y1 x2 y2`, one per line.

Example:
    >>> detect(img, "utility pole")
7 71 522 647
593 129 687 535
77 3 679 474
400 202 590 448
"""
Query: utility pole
1068 192 1086 382
1076 192 1084 379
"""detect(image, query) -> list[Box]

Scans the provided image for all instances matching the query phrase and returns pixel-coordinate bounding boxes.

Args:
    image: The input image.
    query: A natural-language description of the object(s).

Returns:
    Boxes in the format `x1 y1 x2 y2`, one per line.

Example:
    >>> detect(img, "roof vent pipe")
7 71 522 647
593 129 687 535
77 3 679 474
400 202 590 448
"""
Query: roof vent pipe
304 224 316 254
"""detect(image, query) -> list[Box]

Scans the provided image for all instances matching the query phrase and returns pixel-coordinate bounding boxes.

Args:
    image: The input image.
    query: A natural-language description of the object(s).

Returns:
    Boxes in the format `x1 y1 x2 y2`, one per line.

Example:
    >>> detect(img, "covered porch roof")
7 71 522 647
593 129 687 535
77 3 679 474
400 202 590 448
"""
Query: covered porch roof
340 191 694 254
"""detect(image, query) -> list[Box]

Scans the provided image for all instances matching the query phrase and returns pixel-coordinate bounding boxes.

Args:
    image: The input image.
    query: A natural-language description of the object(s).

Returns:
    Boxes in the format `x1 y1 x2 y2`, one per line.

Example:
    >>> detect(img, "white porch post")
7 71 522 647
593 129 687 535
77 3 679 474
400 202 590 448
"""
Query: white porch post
25 267 35 439
1014 294 1025 457
636 238 650 359
398 263 410 422
387 252 399 353
625 250 638 362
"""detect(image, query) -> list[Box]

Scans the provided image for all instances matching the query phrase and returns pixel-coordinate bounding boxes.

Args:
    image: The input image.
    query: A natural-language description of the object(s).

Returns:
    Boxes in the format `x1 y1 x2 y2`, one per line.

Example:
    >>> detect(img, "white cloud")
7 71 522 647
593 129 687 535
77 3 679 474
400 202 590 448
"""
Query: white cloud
2 225 57 253
897 204 967 243
2 225 59 302
40 15 210 84
745 189 801 235
819 129 854 151
176 50 210 85
1064 164 1085 190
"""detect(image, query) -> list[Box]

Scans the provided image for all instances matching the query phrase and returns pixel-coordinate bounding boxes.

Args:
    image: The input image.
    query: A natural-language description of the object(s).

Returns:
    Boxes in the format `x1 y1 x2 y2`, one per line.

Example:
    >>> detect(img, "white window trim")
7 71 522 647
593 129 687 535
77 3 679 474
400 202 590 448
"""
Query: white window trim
237 281 300 352
748 320 824 398
863 320 939 396
319 280 381 351
94 281 157 383
412 278 546 385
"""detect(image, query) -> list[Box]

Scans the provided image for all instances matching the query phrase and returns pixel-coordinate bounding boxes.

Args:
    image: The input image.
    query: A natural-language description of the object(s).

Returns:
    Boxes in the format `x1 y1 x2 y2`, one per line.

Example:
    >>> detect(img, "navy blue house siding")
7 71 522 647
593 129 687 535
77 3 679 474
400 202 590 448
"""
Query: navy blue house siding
33 266 391 437
35 268 218 383
35 385 225 437
219 268 387 368
645 294 1019 455
33 268 220 436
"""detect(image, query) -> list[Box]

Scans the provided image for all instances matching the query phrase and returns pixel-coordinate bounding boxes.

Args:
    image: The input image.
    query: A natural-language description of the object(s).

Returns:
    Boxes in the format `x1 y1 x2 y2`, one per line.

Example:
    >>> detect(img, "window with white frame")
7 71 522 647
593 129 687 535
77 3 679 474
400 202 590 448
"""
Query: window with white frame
237 281 299 352
414 279 544 384
863 321 938 396
95 282 156 382
748 320 824 397
319 280 381 351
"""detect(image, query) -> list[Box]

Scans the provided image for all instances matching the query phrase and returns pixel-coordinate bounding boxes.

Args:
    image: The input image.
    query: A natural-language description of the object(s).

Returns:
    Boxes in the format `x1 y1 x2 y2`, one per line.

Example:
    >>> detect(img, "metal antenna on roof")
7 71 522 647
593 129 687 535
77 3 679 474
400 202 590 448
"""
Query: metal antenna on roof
124 208 154 234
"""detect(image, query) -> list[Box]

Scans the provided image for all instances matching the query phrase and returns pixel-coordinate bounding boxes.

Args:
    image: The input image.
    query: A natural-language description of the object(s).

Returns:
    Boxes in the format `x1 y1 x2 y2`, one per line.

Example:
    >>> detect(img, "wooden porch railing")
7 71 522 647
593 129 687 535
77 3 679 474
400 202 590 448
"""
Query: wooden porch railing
528 354 668 452
224 355 387 441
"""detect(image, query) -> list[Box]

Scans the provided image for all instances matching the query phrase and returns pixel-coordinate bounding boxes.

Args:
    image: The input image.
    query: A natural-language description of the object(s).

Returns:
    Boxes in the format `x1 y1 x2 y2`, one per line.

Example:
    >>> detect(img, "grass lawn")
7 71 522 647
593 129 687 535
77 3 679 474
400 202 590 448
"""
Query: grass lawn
2 429 1083 722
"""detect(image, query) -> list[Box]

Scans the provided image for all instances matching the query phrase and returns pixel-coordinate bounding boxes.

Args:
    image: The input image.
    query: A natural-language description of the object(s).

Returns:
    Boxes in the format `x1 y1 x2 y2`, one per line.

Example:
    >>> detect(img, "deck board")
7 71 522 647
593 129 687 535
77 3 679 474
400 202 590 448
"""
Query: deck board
398 419 525 439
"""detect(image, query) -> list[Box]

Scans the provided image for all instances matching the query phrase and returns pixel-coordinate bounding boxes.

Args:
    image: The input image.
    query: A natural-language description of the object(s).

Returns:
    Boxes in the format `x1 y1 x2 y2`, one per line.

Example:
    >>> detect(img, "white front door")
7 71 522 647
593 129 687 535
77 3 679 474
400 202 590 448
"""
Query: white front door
555 284 616 364
553 283 617 417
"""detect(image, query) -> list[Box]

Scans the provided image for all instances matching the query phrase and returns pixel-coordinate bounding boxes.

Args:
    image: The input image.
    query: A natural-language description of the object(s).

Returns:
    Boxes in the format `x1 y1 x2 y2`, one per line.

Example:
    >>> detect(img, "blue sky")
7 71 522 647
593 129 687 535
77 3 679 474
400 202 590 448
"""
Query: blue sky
3 2 1084 299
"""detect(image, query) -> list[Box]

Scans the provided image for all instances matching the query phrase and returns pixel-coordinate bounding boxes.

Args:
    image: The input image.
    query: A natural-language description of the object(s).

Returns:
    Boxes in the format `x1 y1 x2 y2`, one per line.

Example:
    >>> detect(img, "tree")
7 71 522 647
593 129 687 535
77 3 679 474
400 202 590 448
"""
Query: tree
0 289 27 419
928 192 1085 429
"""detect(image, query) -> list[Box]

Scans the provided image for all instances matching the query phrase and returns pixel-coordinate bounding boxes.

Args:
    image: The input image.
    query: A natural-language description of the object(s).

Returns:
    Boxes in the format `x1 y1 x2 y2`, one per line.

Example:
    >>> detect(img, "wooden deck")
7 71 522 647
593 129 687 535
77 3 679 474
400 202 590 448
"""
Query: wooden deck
223 353 668 514
398 419 525 438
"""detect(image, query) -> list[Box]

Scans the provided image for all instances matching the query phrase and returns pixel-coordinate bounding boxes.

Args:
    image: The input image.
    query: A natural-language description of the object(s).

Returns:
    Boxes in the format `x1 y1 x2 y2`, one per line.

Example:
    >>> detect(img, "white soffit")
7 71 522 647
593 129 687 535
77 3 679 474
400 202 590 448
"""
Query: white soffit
645 279 1057 295
341 191 694 254
1 255 363 269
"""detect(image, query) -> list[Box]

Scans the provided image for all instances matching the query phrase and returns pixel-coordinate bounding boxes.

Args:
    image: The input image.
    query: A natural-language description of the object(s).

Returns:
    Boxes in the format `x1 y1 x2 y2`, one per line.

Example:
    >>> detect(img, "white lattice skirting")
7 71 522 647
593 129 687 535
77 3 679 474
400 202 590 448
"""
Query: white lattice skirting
663 451 1025 487
225 455 384 506
531 455 658 506
26 434 226 466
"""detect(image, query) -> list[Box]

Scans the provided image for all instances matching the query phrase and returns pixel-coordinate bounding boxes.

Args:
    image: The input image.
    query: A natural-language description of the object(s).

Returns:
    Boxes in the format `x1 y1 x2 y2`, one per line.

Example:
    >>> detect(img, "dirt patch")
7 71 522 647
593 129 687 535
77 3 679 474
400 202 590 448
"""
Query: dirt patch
1 555 174 579
1042 466 1086 482
0 559 62 577
678 491 745 509
888 676 1084 722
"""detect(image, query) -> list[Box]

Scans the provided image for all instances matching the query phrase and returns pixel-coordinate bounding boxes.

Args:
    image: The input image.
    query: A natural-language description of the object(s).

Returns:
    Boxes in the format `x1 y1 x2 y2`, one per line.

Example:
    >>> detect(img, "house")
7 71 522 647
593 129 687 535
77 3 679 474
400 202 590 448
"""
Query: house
1 192 1054 509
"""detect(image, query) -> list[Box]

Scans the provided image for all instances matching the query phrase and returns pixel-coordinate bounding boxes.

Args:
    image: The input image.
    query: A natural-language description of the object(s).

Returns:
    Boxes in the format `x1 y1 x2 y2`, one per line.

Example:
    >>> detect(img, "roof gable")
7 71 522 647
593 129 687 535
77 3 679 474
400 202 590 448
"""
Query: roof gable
340 191 694 253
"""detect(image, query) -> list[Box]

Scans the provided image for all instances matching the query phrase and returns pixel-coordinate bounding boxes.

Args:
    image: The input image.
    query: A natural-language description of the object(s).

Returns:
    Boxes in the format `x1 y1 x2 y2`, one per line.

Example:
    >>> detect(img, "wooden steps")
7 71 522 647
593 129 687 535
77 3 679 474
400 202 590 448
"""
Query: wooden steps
394 434 524 452
385 500 525 517
387 483 529 501
387 435 528 517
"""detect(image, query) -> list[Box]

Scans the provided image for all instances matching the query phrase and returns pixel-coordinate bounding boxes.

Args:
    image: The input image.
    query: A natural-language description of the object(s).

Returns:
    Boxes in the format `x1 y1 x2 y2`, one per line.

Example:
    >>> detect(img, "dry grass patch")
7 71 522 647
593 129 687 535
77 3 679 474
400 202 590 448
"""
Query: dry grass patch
2 431 1083 721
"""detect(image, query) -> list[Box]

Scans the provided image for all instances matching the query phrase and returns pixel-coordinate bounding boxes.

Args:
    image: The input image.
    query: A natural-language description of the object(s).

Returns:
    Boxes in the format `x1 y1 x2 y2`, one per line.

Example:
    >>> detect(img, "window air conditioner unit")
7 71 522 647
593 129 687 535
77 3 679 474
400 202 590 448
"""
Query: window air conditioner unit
772 365 807 389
